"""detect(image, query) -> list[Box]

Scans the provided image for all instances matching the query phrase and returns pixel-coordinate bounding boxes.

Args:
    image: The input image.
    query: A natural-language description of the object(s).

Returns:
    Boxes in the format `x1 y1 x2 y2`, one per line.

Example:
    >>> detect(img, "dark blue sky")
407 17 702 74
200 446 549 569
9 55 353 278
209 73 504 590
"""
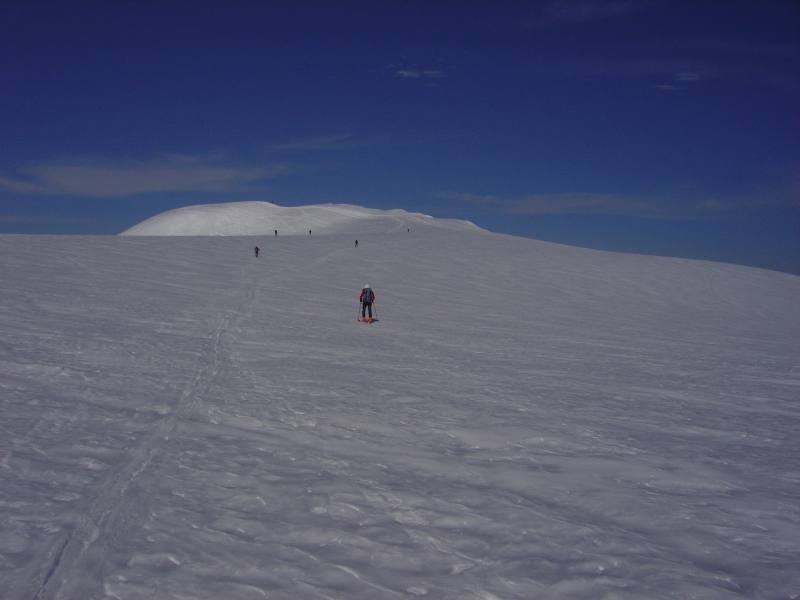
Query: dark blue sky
2 1 798 273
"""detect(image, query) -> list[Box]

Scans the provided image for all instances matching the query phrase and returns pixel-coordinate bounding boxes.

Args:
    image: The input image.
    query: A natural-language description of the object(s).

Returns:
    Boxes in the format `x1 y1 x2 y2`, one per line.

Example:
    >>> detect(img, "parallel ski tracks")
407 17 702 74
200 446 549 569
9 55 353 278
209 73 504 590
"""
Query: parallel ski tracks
33 265 259 600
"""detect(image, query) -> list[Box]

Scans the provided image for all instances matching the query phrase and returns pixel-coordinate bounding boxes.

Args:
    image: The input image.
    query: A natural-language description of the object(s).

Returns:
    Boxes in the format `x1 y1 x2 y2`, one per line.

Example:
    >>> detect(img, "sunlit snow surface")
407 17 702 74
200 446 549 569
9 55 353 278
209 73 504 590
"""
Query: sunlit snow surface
120 201 481 236
1 229 799 599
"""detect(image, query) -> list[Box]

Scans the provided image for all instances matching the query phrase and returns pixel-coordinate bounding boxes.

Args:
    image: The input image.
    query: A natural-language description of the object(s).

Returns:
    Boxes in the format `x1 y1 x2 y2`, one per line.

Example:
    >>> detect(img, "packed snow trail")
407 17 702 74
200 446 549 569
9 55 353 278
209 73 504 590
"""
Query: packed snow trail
0 231 798 599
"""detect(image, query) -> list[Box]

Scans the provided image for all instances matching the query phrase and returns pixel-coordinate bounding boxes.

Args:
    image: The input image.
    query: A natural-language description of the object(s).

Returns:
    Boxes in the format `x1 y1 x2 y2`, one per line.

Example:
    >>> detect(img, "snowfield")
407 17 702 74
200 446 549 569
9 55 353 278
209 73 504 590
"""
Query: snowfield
1 210 799 599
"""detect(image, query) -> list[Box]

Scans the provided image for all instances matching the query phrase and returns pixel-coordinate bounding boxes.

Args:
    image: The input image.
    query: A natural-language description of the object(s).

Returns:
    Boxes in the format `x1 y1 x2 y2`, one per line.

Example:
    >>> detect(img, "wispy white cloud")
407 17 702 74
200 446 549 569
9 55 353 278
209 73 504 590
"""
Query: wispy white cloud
511 193 669 217
442 190 757 219
651 39 800 110
0 175 43 194
529 31 795 92
394 68 445 80
655 70 701 92
0 214 99 225
528 57 705 91
395 69 421 79
0 155 286 198
528 57 703 84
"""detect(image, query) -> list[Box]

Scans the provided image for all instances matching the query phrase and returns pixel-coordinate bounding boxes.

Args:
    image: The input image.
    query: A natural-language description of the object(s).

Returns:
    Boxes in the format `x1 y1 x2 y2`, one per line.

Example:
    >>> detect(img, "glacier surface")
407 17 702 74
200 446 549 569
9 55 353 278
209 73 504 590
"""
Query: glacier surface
1 225 798 599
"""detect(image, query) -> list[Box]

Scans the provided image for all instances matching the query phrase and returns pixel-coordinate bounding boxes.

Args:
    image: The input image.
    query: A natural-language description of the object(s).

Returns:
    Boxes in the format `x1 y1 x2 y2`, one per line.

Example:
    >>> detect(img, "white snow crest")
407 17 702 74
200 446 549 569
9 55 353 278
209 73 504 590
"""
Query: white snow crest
120 201 482 236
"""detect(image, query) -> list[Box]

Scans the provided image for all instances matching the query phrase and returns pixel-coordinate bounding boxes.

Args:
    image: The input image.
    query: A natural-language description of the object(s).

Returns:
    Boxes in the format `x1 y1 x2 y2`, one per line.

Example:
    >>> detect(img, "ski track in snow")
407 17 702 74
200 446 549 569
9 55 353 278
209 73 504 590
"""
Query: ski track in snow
0 231 799 599
32 260 260 600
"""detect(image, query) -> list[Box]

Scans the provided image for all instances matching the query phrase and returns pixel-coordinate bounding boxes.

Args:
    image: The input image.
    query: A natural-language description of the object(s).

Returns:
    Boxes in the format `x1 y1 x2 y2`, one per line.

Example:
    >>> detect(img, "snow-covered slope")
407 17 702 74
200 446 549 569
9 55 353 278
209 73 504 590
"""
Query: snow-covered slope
1 228 798 600
120 201 482 236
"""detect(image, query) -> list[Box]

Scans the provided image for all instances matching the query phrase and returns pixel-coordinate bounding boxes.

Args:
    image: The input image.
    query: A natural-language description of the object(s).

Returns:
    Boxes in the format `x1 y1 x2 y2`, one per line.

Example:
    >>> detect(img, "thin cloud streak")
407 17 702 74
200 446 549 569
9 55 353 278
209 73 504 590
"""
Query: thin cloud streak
441 190 781 219
0 214 100 225
394 68 445 80
0 156 286 198
511 193 669 217
0 175 42 194
533 58 703 79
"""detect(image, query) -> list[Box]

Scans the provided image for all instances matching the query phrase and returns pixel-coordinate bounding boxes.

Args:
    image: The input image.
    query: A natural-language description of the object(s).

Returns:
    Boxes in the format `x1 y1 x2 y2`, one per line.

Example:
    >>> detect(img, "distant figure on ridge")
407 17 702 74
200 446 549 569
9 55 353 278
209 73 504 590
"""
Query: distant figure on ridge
254 246 260 258
309 229 312 236
354 240 358 248
274 229 277 237
359 284 375 322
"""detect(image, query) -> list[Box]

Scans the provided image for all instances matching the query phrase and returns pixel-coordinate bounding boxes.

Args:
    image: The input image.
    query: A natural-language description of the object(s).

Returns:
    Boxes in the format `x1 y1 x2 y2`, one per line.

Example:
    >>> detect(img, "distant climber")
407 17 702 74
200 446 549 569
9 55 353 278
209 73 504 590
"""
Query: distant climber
359 284 375 322
354 240 359 248
254 246 260 257
309 229 312 236
274 230 277 237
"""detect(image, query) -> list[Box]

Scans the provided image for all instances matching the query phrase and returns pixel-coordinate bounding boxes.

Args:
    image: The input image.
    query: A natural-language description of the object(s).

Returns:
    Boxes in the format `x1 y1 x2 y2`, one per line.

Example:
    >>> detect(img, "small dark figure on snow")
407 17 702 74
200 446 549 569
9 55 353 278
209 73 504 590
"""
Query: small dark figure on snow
359 284 375 321
274 230 277 237
354 240 359 248
309 229 312 236
254 246 260 257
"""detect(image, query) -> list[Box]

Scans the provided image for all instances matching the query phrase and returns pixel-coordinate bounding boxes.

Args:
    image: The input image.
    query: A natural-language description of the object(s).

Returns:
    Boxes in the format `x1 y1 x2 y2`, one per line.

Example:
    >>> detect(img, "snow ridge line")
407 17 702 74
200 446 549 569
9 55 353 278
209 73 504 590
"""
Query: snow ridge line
33 265 258 600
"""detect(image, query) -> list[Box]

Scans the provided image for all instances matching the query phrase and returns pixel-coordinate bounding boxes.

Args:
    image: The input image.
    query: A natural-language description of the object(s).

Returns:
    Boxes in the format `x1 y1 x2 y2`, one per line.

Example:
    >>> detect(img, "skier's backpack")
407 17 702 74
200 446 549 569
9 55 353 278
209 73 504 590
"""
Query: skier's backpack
362 288 374 303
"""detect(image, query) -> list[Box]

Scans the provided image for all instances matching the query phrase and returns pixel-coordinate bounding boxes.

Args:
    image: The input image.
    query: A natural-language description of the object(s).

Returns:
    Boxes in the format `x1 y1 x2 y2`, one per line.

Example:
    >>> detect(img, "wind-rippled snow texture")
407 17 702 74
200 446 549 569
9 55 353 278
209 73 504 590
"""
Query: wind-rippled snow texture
0 231 798 599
